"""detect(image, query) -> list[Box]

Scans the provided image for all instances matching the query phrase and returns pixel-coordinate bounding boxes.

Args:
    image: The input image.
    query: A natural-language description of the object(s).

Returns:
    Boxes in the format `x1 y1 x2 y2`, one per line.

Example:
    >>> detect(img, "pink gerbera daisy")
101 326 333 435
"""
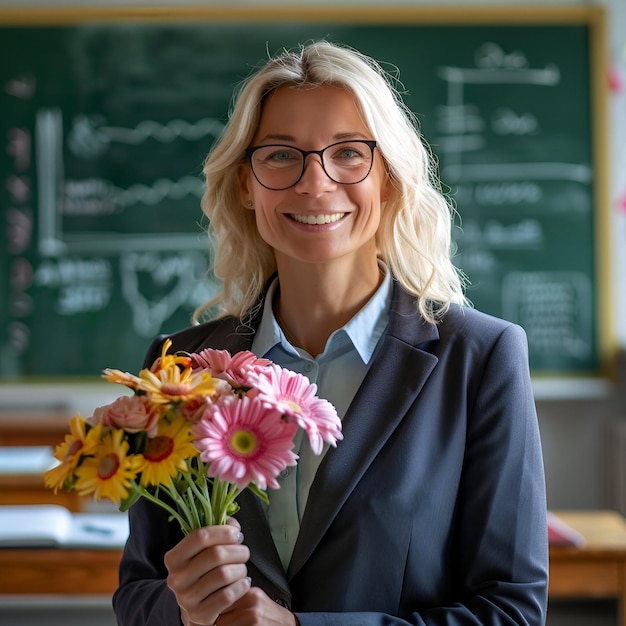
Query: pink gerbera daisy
248 364 343 455
192 395 298 490
192 348 271 388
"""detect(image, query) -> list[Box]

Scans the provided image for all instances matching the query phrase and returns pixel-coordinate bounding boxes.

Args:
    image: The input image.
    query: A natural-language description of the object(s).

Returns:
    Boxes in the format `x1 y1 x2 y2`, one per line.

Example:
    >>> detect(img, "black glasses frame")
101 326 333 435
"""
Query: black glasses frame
245 140 377 190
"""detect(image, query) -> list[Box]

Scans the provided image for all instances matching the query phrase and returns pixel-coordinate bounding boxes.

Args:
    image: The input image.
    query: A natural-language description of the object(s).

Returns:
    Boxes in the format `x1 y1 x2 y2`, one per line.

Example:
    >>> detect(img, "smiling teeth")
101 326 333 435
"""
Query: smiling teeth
292 213 345 225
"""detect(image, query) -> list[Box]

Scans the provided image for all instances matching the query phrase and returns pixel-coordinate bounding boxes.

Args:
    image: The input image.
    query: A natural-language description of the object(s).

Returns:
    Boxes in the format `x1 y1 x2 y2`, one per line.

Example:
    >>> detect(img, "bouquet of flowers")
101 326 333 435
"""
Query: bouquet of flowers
45 339 343 534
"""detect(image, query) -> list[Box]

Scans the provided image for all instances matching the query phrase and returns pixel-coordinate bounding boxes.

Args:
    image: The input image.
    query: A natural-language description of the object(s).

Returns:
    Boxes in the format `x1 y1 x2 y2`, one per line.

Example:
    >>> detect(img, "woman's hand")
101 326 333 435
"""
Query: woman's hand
217 586 299 626
164 518 251 626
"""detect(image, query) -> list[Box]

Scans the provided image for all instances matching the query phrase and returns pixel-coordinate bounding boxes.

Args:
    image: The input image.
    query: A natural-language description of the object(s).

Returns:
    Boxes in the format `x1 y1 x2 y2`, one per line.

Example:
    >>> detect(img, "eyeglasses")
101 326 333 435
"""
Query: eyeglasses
245 140 377 191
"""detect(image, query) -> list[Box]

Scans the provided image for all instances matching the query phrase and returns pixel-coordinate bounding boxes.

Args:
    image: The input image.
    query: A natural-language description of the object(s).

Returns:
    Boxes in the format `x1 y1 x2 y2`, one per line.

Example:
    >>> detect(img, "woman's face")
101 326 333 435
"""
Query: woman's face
239 83 389 268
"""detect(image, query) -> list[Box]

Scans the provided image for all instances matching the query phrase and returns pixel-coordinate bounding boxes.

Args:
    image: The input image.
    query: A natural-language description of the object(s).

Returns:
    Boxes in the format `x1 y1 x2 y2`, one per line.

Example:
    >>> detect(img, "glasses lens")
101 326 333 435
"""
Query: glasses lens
249 146 304 190
323 141 374 185
249 141 374 190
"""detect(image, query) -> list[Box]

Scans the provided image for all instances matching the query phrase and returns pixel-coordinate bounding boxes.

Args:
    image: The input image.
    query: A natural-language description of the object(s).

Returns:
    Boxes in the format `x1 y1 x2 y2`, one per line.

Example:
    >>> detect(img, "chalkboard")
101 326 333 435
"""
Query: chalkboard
0 7 608 379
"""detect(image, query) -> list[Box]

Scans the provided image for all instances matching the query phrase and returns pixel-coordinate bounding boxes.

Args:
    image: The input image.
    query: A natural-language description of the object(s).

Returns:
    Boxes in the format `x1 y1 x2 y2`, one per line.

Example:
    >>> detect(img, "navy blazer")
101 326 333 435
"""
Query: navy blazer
113 282 548 625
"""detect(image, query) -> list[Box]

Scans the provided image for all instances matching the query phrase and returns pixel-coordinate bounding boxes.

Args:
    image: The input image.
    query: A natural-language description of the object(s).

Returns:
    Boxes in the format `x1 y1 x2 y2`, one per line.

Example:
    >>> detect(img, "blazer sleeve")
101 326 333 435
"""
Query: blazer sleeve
417 322 548 625
112 497 185 624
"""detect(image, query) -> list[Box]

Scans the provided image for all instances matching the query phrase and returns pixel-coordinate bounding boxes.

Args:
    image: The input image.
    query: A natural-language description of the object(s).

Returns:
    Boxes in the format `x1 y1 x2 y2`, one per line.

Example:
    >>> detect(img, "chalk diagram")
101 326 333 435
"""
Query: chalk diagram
435 42 594 360
34 111 224 336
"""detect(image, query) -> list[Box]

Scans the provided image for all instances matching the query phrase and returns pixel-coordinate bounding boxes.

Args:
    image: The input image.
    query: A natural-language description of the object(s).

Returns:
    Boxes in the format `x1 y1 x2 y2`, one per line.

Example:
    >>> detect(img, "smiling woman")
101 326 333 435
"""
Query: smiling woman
113 40 548 626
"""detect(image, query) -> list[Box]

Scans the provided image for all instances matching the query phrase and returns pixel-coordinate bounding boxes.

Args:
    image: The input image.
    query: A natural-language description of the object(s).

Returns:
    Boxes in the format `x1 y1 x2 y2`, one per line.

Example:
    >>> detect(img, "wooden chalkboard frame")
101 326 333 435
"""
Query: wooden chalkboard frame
0 6 612 381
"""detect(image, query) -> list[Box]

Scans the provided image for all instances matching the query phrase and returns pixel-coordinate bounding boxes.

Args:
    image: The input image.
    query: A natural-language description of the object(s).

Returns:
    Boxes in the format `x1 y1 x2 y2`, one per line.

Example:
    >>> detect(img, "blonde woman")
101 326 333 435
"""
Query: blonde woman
114 41 548 626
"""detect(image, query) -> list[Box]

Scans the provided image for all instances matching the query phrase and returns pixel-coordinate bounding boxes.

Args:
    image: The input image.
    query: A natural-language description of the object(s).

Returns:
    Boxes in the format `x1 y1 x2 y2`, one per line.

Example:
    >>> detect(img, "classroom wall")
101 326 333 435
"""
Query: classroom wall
0 1 624 625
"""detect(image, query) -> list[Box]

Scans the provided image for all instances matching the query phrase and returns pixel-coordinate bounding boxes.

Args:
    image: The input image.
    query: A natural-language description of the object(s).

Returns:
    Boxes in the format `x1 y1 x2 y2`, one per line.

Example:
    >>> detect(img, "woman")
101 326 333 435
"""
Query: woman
113 41 548 625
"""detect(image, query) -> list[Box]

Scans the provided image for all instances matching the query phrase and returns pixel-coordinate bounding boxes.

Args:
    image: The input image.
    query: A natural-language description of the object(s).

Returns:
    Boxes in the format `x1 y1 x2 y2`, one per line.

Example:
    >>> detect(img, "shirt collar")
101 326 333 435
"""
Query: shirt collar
252 263 391 364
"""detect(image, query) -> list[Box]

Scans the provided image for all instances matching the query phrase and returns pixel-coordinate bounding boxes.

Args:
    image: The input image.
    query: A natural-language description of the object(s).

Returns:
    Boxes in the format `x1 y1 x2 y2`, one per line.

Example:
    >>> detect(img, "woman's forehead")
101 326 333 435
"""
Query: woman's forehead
254 84 370 142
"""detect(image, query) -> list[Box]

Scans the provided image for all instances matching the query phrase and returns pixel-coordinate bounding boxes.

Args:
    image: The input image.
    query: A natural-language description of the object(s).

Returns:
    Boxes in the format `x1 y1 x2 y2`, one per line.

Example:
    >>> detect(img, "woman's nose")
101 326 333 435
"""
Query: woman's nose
294 155 337 193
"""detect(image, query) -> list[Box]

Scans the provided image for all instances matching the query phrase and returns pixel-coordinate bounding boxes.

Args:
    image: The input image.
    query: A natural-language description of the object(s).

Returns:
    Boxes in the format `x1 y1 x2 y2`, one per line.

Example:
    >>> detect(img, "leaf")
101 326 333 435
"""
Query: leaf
226 501 241 516
246 482 269 505
119 486 142 512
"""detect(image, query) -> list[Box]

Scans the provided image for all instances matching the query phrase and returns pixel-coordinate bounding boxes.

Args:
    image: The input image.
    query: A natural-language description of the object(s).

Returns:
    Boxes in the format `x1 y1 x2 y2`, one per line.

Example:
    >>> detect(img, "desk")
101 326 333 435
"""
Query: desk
0 548 122 595
550 510 626 626
1 510 625 606
0 410 72 448
0 472 83 511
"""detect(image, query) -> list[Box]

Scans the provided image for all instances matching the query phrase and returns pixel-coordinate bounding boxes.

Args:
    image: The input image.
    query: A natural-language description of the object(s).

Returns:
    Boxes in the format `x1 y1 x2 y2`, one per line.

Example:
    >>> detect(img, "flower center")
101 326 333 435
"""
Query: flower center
65 440 83 462
161 382 192 396
98 453 120 480
285 400 303 414
144 435 174 462
230 430 258 456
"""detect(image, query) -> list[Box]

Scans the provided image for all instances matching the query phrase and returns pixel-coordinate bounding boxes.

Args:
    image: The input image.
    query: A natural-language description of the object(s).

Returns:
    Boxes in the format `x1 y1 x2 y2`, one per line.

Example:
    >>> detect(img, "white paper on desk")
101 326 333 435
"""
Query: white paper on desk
0 504 129 549
0 446 58 474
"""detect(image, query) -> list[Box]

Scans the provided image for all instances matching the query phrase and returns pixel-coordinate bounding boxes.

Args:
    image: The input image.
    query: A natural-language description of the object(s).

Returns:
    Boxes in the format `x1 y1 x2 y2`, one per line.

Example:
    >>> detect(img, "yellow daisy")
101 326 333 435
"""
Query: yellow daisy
136 417 199 488
44 414 101 493
137 363 217 405
74 427 141 504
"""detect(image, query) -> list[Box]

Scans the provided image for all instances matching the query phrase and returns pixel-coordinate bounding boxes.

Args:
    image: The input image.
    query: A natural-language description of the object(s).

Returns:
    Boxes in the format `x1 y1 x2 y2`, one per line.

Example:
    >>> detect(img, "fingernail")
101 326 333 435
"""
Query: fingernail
237 532 244 544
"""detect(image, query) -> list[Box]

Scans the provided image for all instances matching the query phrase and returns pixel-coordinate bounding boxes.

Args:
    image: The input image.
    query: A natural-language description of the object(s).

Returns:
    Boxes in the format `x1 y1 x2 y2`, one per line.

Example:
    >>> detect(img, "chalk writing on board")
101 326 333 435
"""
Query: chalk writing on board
36 108 218 255
119 252 216 337
435 41 595 367
62 176 205 214
0 19 602 376
436 42 592 184
4 109 34 361
502 271 593 359
29 106 222 338
68 115 224 157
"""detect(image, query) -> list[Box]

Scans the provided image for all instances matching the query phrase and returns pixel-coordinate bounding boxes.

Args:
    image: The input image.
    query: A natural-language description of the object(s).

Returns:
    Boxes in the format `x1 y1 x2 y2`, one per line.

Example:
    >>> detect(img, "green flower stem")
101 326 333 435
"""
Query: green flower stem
186 465 214 526
129 468 249 535
131 481 192 535
213 480 242 525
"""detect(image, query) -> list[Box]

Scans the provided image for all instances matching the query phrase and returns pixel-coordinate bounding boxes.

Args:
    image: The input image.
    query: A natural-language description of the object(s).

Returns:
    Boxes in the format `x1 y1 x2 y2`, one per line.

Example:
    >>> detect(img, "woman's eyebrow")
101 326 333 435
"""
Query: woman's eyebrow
254 131 370 144
254 133 296 144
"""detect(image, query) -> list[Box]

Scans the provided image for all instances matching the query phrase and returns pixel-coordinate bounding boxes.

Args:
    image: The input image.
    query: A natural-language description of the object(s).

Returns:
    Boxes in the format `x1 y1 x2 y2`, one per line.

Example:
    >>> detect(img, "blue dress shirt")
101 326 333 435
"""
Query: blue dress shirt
250 266 391 570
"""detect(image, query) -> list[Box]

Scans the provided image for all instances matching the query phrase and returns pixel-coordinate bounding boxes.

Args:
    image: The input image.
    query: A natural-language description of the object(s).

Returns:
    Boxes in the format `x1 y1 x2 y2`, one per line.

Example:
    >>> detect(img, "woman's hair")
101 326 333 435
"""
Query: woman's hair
195 40 468 325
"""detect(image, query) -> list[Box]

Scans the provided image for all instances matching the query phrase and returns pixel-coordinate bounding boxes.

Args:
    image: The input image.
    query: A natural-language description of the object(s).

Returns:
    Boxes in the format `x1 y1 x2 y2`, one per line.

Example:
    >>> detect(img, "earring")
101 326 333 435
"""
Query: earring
245 201 253 207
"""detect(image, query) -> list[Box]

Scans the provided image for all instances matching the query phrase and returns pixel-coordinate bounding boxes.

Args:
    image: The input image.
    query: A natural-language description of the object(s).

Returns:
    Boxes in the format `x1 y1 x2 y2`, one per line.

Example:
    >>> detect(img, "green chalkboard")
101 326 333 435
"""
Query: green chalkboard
0 7 608 379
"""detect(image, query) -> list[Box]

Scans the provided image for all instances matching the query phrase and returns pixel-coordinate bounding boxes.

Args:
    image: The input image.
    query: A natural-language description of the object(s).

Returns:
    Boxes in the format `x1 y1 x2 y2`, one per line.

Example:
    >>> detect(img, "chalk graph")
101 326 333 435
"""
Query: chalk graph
34 109 223 335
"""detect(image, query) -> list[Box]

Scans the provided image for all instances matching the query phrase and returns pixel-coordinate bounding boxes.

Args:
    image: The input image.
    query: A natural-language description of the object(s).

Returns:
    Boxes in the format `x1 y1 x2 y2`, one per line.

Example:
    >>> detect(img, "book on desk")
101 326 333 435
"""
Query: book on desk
547 510 586 547
0 504 129 549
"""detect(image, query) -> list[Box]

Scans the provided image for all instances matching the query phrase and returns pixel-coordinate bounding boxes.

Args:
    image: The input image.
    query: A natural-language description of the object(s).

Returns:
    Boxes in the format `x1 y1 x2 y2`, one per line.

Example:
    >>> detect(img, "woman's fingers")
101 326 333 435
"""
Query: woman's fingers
164 524 251 625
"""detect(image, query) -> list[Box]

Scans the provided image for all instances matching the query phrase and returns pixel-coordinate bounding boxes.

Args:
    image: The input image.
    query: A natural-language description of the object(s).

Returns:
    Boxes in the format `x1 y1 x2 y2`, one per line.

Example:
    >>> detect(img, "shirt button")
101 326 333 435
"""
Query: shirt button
279 468 291 478
304 362 314 372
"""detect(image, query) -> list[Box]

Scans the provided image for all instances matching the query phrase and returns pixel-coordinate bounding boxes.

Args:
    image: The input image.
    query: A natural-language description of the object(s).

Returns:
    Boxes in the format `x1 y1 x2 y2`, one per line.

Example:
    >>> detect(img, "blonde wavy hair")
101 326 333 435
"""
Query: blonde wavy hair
195 40 468 325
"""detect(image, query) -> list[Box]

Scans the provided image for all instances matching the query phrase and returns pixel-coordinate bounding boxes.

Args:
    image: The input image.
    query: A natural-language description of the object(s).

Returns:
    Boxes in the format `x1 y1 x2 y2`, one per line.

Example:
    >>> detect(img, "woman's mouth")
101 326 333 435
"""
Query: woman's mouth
290 213 346 225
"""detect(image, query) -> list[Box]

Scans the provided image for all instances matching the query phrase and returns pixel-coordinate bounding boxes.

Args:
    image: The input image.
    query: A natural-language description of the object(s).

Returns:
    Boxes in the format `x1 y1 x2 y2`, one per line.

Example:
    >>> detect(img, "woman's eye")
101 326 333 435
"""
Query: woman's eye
333 146 365 161
268 149 296 162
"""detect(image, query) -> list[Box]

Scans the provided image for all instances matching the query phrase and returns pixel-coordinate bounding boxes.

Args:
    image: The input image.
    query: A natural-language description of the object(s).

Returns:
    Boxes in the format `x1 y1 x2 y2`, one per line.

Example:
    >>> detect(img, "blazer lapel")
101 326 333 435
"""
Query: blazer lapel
287 284 440 578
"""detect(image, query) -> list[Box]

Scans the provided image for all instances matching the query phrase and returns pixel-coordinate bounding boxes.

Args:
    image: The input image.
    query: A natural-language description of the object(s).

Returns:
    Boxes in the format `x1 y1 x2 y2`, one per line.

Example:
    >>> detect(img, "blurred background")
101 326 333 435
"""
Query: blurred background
0 0 624 624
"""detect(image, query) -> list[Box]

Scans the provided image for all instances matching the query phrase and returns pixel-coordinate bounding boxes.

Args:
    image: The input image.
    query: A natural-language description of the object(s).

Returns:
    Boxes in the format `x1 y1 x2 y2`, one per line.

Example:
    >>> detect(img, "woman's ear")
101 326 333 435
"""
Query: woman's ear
238 162 254 209
381 172 392 203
